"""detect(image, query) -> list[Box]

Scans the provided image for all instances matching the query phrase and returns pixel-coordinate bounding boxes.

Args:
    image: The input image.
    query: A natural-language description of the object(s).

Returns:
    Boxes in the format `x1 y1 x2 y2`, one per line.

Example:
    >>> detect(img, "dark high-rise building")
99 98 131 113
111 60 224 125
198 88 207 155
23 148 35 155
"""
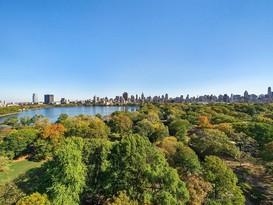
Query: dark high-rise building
141 92 145 102
123 92 129 101
32 93 38 104
44 94 54 104
165 93 169 101
268 87 272 98
223 94 229 103
130 95 135 102
244 90 249 102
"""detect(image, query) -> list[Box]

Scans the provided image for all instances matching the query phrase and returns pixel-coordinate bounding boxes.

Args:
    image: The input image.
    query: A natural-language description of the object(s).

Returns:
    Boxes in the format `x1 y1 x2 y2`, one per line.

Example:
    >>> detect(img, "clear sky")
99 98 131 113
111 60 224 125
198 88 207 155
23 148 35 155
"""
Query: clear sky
1 0 273 102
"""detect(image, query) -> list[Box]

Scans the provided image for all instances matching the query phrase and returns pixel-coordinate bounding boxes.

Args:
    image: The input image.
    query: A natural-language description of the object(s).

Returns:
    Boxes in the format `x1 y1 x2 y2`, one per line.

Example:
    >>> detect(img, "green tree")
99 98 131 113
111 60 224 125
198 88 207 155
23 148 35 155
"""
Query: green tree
158 138 201 176
168 119 190 141
173 143 201 176
82 138 112 204
109 114 133 135
46 137 86 205
88 118 110 139
233 122 273 146
190 129 239 159
133 119 155 138
55 113 68 123
20 116 31 126
106 134 189 204
62 116 110 139
2 116 19 127
261 141 273 161
1 129 38 159
150 122 169 143
30 114 45 125
203 156 245 205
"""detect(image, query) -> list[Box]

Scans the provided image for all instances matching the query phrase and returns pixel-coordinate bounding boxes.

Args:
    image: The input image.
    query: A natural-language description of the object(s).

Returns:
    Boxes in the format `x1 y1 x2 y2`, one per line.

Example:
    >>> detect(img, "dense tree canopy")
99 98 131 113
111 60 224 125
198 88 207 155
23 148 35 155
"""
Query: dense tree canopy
1 102 273 204
190 129 240 159
83 134 189 204
0 128 38 159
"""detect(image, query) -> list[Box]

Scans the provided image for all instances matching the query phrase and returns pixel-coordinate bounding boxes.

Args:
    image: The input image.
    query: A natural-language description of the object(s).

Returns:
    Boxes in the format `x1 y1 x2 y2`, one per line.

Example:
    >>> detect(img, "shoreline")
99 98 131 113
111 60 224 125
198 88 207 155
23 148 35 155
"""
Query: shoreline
0 112 21 118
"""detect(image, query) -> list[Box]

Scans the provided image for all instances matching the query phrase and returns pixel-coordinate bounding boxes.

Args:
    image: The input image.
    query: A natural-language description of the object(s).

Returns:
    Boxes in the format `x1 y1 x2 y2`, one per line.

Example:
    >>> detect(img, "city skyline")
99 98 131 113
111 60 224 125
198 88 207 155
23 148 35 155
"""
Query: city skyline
1 1 273 102
1 86 273 104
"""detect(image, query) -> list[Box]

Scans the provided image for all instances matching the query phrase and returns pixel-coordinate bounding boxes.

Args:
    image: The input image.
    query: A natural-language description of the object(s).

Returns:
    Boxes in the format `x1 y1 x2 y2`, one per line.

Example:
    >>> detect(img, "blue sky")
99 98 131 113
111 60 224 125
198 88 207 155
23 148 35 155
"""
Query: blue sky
1 0 273 102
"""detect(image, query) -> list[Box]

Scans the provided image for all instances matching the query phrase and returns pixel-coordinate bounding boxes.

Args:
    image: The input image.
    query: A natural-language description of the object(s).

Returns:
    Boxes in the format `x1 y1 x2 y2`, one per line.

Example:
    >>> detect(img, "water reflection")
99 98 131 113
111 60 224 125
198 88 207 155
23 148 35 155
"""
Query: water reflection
0 106 139 123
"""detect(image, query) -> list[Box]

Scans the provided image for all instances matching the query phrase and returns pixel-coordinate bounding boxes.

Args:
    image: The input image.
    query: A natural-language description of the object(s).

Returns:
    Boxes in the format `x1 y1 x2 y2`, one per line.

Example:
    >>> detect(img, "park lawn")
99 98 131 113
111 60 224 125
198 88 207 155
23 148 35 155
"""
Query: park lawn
0 160 44 184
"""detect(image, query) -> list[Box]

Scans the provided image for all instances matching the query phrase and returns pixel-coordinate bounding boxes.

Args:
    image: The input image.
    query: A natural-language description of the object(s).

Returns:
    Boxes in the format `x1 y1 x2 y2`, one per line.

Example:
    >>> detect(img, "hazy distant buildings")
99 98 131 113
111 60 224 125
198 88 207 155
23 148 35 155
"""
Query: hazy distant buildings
61 98 69 104
0 101 6 107
250 94 258 102
44 94 54 104
223 94 230 103
12 86 273 106
32 93 38 104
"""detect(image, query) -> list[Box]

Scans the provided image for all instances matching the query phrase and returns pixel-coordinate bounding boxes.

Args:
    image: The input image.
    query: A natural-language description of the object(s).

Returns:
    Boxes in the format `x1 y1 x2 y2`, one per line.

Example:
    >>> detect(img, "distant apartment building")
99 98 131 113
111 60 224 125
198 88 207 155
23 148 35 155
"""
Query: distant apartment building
32 93 38 104
123 92 129 101
61 98 69 104
44 94 54 104
0 101 6 107
268 87 272 98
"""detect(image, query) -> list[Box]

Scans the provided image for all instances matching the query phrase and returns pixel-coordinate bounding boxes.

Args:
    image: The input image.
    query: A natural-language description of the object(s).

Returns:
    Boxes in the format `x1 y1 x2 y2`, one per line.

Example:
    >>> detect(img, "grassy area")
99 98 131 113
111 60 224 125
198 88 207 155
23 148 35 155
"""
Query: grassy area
0 160 44 184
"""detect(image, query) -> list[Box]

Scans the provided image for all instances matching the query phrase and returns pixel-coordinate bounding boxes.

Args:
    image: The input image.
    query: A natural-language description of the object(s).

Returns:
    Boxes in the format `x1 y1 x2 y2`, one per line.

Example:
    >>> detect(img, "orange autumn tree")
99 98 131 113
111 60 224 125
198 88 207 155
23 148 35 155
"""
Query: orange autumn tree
197 116 212 128
33 124 67 160
40 124 66 144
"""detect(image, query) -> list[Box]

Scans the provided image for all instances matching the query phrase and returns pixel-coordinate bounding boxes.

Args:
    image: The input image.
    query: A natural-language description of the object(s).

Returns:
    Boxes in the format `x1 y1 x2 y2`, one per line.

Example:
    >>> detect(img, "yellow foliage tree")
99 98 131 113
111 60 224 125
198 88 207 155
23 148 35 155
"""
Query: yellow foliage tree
16 192 50 205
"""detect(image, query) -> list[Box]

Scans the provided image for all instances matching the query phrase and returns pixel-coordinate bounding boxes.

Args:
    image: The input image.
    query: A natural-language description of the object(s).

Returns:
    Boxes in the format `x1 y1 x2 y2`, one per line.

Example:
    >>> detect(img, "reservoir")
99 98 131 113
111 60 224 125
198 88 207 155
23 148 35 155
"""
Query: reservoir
0 106 139 123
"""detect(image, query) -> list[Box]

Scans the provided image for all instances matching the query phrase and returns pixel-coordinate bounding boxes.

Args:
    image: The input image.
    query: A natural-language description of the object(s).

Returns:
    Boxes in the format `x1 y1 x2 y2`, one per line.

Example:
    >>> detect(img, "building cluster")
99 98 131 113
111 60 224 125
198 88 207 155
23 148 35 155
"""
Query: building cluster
89 92 169 105
87 87 273 105
1 87 273 107
0 101 6 107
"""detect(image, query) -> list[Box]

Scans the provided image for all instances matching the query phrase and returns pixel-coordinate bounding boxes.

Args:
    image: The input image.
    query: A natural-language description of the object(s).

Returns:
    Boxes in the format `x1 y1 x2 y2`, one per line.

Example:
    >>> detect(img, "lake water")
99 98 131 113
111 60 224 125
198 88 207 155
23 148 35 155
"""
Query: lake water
0 106 139 123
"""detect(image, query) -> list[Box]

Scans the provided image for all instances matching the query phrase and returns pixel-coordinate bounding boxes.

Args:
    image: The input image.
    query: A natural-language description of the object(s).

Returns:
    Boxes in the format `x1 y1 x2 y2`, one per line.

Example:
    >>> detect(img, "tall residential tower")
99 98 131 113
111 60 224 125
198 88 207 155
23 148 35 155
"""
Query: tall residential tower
268 87 272 98
32 93 38 104
44 94 54 104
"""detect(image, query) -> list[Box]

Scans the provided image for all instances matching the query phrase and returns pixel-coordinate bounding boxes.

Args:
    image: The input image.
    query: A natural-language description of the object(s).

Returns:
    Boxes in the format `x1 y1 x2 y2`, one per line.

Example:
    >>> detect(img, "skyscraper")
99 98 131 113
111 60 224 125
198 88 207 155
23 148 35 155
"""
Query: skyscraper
32 93 38 104
130 95 135 102
165 93 169 101
268 87 272 98
123 92 129 101
44 94 54 104
141 92 145 102
244 90 249 102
